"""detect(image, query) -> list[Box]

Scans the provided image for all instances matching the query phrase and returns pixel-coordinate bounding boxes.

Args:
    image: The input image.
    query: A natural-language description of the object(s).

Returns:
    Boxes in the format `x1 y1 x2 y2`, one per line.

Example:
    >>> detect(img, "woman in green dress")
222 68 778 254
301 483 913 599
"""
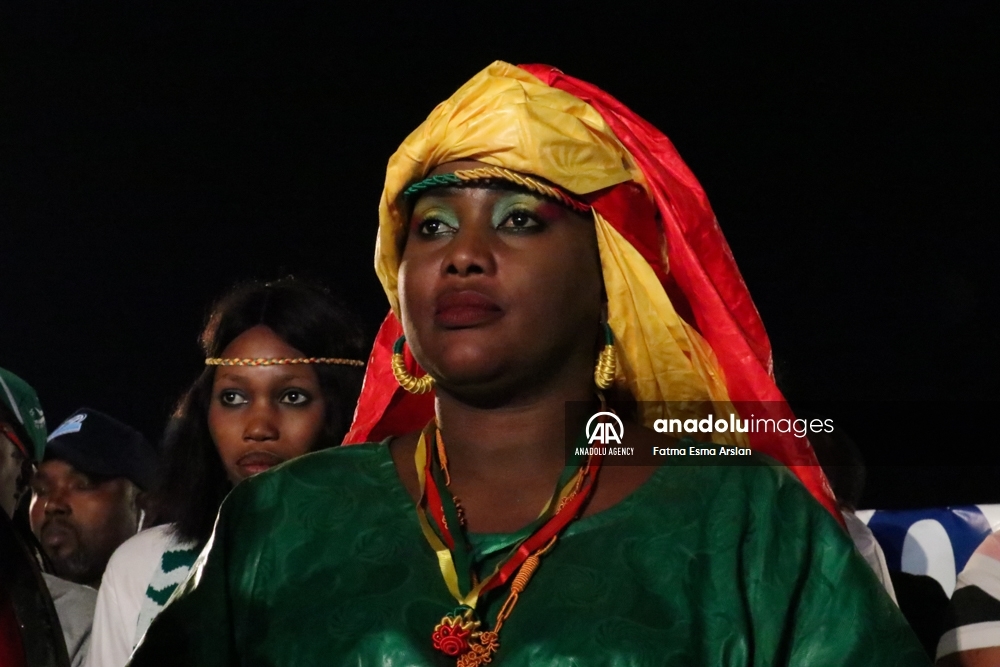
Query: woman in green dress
127 62 928 666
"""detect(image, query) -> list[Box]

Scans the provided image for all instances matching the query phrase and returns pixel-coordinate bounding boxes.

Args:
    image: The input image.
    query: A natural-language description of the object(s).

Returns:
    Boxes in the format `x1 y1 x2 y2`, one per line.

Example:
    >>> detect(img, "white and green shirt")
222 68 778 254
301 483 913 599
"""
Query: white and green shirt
85 524 199 667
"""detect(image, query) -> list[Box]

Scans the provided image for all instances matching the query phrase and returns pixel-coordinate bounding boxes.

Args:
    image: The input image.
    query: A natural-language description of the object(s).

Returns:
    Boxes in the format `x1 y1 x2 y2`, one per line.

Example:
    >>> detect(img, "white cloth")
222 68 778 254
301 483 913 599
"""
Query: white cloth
84 524 197 667
843 510 898 605
43 573 97 667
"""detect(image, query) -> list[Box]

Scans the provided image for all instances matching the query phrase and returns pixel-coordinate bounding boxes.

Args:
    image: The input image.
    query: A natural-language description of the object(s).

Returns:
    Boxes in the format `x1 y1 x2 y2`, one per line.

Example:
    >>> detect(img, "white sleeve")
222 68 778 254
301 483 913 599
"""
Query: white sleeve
83 527 168 667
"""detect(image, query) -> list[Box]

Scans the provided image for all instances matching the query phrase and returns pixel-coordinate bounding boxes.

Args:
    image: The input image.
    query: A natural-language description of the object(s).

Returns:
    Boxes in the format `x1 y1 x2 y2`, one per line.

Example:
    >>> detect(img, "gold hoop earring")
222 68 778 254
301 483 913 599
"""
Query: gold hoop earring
392 336 435 394
594 323 617 390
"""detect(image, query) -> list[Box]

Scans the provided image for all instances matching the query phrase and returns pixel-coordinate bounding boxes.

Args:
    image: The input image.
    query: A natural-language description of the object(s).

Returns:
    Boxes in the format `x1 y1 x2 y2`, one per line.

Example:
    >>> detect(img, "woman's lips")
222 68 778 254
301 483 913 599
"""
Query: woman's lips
236 451 285 477
434 290 503 328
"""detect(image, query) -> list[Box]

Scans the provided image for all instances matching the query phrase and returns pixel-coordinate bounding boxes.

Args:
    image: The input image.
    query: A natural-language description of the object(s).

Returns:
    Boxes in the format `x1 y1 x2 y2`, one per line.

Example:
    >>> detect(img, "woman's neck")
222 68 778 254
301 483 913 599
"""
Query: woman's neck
432 375 597 507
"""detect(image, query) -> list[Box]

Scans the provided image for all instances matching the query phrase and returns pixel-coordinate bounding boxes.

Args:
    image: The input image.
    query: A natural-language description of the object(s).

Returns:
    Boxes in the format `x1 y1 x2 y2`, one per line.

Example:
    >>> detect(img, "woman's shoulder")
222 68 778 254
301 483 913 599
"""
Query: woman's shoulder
626 428 801 493
620 430 832 530
690 448 822 515
211 442 413 561
229 442 400 511
269 441 391 482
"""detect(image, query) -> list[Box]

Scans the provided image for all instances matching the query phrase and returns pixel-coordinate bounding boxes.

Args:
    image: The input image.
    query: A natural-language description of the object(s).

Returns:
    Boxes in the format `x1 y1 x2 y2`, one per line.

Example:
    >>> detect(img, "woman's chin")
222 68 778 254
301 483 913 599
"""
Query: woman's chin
434 364 504 389
432 365 522 406
424 345 506 383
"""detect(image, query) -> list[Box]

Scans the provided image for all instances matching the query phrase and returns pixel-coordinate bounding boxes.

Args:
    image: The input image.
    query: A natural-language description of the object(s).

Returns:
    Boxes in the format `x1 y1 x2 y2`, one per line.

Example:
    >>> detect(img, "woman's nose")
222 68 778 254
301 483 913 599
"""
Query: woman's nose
444 226 497 278
243 403 279 441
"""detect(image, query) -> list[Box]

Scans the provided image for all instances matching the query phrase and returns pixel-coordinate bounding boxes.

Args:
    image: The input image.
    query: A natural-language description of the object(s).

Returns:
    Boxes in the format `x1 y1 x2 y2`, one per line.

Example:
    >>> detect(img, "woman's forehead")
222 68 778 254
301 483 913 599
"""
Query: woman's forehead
212 367 318 386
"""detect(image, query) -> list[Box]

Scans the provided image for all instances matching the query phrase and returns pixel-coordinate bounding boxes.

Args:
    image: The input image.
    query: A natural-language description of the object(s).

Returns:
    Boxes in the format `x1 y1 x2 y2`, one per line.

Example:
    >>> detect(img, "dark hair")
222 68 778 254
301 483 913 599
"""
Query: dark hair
154 278 367 546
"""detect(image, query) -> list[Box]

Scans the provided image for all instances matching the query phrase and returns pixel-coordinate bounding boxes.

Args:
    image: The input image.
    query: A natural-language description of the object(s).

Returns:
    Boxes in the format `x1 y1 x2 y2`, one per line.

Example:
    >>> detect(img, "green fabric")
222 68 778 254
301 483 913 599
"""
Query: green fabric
128 444 929 667
145 548 200 606
0 367 47 461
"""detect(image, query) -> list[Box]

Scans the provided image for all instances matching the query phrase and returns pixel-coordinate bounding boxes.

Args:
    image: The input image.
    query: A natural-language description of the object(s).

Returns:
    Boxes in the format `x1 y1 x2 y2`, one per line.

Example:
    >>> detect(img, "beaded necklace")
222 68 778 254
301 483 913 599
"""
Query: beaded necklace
414 420 604 666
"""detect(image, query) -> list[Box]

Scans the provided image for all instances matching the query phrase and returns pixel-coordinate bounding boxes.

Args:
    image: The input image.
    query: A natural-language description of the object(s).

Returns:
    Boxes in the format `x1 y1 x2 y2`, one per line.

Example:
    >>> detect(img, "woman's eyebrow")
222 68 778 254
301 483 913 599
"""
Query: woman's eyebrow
411 198 457 216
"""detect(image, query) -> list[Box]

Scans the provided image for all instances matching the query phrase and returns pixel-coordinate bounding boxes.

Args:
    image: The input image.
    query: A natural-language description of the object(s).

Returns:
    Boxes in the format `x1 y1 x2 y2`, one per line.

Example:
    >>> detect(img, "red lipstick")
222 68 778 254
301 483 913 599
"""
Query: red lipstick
434 290 503 328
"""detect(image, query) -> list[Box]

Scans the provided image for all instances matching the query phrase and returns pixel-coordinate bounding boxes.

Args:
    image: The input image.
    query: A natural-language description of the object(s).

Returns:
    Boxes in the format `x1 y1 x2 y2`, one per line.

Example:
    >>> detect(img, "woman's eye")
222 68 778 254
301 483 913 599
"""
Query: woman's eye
417 218 457 237
219 390 247 406
499 211 540 231
280 390 310 406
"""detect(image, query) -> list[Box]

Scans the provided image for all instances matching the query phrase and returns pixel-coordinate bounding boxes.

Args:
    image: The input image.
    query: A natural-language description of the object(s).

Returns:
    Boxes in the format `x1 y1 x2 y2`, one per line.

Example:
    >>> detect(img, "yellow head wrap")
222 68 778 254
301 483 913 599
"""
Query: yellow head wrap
373 61 744 445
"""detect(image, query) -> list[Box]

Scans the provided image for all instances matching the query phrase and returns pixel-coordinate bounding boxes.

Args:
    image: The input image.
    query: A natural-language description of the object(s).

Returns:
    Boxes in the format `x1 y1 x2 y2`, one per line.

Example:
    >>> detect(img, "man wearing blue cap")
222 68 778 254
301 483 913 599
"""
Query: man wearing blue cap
29 408 159 588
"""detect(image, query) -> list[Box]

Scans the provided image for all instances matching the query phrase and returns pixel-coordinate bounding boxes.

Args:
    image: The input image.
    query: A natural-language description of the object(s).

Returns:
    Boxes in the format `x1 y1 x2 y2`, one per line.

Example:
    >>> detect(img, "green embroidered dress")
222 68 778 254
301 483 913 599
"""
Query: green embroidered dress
127 444 928 666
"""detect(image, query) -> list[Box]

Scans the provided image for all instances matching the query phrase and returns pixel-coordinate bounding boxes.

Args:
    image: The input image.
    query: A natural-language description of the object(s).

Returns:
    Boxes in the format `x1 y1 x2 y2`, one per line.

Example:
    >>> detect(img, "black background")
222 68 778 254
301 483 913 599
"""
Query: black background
2 3 997 508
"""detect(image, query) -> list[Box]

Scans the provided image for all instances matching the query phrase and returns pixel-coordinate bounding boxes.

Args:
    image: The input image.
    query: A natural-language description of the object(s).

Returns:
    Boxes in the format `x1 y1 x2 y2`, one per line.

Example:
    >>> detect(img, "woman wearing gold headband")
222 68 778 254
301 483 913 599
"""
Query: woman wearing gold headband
89 277 366 667
128 63 926 666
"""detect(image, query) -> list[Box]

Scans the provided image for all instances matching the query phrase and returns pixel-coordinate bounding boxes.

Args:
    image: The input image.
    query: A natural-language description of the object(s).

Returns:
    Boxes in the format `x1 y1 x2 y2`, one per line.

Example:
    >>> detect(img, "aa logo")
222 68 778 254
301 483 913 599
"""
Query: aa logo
585 412 624 445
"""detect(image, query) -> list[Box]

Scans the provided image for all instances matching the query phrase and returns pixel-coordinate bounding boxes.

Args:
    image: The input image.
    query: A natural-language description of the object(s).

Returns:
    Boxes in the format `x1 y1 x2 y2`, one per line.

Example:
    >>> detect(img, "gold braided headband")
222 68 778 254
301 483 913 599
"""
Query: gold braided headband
402 166 591 214
455 167 591 213
206 357 365 367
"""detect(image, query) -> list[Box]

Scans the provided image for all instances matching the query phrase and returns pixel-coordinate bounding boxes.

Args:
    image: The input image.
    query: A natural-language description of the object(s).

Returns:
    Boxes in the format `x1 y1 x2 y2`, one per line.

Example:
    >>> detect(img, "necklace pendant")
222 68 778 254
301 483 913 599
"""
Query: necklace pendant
431 612 480 657
432 611 500 666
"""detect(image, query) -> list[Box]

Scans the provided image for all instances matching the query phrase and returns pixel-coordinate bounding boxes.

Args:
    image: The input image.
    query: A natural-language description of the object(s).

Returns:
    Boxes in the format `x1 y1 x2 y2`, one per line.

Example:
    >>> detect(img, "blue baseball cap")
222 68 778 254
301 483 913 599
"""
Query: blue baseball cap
46 408 159 491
